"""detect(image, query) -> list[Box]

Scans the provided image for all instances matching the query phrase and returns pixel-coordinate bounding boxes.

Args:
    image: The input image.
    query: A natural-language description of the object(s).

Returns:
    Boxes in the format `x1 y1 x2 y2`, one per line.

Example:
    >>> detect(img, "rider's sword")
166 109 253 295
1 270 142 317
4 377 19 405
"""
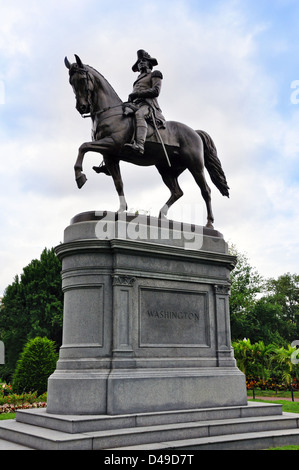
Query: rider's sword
150 110 171 167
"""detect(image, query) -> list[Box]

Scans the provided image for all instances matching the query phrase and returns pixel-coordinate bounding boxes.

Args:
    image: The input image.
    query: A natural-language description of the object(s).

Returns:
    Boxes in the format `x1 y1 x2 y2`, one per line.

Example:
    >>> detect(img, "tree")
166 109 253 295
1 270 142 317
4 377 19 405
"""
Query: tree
251 340 276 382
246 298 286 346
228 247 298 346
232 338 274 379
229 245 264 340
0 248 63 381
12 337 58 395
232 338 254 376
265 273 299 343
0 275 28 379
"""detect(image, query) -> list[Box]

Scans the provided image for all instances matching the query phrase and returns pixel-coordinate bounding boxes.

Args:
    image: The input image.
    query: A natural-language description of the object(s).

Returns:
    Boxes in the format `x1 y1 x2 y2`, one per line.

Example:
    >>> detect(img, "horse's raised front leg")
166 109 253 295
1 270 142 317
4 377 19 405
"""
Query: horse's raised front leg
74 139 113 189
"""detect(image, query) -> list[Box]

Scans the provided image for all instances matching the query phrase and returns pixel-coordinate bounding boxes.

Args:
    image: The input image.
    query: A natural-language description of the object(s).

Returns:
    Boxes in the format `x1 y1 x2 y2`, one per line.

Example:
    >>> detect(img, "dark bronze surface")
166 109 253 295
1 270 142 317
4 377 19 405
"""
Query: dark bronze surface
65 53 230 229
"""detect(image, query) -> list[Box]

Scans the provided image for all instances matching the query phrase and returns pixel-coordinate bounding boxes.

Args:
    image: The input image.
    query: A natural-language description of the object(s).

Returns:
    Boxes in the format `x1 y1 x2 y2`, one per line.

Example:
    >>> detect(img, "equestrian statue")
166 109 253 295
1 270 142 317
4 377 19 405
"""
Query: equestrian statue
64 50 229 228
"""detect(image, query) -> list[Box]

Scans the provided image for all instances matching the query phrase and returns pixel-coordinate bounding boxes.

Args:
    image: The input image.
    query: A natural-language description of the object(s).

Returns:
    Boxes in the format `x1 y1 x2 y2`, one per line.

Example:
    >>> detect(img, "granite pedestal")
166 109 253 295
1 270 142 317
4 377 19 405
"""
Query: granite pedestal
47 211 247 415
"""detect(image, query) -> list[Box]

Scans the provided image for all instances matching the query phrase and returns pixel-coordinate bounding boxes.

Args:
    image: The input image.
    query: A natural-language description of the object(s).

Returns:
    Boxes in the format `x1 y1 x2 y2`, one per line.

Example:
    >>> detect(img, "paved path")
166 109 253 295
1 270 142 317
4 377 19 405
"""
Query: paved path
251 396 299 402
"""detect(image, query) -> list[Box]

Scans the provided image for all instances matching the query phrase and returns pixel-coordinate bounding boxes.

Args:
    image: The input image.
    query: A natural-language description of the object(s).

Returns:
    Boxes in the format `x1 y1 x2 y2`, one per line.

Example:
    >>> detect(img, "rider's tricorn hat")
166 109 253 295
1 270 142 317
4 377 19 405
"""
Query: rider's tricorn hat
132 50 158 72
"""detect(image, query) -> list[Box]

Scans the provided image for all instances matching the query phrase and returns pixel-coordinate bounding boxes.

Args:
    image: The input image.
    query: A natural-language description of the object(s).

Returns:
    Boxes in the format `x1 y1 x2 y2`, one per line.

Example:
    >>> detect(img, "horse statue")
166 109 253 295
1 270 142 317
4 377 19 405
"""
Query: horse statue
64 54 229 229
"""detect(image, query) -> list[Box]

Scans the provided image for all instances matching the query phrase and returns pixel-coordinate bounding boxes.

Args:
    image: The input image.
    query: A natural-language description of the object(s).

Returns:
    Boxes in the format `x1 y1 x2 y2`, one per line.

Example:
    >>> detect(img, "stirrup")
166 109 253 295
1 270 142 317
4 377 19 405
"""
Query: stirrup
124 142 144 155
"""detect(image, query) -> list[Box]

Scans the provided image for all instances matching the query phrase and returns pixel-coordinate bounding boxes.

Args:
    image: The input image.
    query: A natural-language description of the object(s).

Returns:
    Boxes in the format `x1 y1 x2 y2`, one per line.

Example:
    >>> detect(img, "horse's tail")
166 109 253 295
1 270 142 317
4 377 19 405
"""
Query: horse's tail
196 129 230 197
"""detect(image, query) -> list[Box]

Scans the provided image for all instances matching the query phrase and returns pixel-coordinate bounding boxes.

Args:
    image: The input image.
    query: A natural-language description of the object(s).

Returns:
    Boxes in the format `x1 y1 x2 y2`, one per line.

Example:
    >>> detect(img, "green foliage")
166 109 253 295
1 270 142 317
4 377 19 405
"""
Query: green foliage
233 338 299 386
229 245 265 340
229 244 264 314
265 273 299 342
0 382 47 414
274 344 298 386
229 245 299 346
0 247 62 381
12 337 58 395
268 445 299 450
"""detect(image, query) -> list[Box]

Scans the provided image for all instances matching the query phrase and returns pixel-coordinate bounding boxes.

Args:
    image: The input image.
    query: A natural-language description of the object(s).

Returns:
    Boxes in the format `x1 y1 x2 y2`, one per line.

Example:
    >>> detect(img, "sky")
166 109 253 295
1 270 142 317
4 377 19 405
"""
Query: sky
1 0 299 294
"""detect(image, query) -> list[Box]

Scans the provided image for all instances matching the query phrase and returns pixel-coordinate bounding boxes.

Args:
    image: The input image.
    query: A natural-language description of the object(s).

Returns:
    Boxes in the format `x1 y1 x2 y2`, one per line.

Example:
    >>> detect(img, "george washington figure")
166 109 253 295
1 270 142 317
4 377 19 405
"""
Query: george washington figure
123 49 166 155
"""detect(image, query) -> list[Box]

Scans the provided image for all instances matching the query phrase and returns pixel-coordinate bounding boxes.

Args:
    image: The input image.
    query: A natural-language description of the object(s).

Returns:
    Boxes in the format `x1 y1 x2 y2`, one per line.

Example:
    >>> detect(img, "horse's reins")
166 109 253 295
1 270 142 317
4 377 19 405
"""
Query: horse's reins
81 103 123 119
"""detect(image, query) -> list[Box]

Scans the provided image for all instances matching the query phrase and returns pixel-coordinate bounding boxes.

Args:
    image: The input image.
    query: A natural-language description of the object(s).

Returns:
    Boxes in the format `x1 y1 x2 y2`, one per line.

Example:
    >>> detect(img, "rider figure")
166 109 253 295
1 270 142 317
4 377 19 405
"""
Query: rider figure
93 50 165 176
124 49 165 155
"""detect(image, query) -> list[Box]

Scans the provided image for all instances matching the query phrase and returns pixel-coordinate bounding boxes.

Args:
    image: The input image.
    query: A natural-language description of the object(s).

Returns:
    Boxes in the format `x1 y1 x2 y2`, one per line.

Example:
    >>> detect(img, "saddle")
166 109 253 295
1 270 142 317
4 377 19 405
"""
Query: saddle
92 104 178 175
122 102 165 141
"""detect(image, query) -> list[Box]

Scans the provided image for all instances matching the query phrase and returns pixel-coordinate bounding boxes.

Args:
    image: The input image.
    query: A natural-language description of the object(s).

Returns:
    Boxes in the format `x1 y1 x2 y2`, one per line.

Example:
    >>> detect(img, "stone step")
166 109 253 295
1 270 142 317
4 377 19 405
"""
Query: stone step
111 427 299 451
0 420 92 450
15 402 283 434
87 413 299 450
0 437 33 450
0 405 298 450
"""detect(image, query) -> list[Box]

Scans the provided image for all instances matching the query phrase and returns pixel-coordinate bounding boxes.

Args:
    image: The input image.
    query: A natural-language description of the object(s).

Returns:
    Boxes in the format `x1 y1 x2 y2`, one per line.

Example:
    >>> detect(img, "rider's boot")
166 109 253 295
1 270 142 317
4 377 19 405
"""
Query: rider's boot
124 124 147 155
92 162 111 176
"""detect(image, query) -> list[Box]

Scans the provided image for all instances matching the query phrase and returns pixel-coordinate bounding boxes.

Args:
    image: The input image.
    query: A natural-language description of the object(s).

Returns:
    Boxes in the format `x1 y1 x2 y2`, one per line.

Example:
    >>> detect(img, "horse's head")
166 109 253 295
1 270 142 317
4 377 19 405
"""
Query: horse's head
65 55 94 115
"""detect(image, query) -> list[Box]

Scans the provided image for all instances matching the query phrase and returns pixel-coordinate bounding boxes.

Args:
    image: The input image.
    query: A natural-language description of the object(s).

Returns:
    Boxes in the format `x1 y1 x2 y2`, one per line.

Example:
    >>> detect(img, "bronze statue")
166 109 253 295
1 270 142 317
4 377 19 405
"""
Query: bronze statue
124 49 165 155
65 52 229 228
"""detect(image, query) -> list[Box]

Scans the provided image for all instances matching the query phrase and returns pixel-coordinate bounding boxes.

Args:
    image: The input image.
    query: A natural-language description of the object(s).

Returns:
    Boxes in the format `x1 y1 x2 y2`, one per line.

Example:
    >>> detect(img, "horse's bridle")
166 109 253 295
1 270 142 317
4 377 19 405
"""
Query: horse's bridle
71 67 96 118
73 66 124 120
81 103 124 119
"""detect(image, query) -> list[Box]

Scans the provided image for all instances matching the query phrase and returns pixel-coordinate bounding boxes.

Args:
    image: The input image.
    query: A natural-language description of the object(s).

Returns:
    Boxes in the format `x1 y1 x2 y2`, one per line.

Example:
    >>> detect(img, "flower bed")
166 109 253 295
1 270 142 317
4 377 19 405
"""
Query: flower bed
0 383 47 414
246 377 299 391
0 402 46 414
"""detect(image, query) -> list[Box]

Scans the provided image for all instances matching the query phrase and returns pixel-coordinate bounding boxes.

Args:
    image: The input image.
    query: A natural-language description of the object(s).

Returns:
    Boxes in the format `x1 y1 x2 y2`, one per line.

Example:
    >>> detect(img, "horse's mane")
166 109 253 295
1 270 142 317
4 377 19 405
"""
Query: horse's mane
85 64 123 104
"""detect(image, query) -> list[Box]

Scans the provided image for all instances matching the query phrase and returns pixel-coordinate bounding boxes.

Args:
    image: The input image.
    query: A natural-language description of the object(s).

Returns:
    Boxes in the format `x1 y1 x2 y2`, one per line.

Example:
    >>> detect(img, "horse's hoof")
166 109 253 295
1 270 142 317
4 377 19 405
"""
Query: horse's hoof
205 222 214 230
76 173 87 189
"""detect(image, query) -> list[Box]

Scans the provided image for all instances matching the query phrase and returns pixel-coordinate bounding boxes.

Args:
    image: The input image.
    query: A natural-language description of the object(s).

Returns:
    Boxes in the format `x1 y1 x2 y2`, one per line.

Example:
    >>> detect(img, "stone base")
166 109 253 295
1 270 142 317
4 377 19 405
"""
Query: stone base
47 368 246 415
47 211 247 415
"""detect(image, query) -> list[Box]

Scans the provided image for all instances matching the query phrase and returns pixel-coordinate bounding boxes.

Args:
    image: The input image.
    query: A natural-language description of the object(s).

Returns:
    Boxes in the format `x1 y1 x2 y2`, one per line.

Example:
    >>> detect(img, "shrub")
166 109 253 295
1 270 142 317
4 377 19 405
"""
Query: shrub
12 337 58 395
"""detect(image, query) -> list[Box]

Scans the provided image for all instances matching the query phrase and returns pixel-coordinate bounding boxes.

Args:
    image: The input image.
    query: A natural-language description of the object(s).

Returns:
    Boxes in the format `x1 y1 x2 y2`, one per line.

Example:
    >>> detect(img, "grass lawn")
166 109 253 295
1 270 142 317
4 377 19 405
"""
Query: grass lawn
248 398 299 413
0 412 16 420
268 445 299 450
247 389 299 400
